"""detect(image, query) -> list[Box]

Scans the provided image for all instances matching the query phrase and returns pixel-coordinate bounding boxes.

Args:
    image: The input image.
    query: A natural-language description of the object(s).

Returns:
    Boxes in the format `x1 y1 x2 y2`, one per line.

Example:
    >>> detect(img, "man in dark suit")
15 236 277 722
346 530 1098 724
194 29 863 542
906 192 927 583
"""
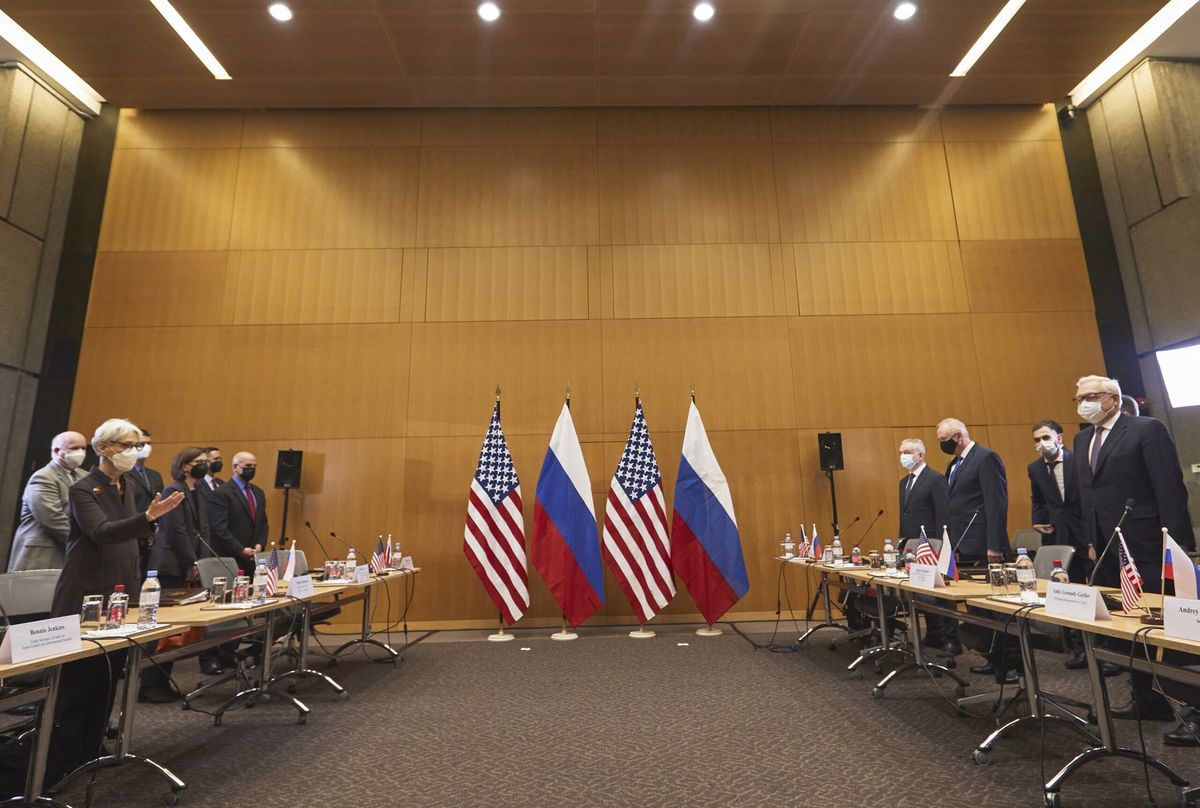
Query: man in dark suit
202 446 225 492
127 428 165 576
1073 374 1197 742
208 451 266 566
898 438 954 651
1029 420 1088 576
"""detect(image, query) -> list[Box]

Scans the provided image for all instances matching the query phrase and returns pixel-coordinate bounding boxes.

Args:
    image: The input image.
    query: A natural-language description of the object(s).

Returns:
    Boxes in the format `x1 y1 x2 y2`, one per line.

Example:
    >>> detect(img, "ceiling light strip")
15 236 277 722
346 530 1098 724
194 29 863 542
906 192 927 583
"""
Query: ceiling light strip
0 10 105 114
147 0 231 80
949 0 1027 78
1069 0 1200 108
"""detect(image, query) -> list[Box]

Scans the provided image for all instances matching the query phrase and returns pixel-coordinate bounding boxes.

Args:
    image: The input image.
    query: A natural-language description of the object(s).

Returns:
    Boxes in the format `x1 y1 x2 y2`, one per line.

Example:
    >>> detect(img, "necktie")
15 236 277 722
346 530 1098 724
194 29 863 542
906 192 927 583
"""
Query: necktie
1090 426 1105 474
903 474 914 504
948 457 961 487
245 485 257 521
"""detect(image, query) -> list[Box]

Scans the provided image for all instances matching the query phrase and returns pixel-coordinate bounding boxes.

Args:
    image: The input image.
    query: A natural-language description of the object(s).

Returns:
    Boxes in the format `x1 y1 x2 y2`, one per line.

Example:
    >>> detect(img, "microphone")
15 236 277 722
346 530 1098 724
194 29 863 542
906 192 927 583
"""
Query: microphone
193 530 241 579
950 511 980 553
305 521 336 563
329 531 354 553
1088 499 1135 587
836 515 861 539
859 509 885 542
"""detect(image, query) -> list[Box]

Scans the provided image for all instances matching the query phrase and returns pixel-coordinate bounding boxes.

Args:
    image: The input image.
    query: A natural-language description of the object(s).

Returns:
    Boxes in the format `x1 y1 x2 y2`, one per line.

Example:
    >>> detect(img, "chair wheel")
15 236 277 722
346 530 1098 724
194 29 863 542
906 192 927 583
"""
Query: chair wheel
1043 792 1061 808
954 684 967 697
162 790 180 806
871 687 885 699
298 713 307 725
213 715 223 727
338 691 349 701
972 748 990 765
849 668 863 680
944 657 957 669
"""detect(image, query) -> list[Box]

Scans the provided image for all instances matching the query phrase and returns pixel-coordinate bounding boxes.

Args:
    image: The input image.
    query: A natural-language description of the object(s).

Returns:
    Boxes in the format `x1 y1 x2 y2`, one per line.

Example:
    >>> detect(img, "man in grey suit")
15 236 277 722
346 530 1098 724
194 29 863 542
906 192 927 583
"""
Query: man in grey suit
8 431 88 571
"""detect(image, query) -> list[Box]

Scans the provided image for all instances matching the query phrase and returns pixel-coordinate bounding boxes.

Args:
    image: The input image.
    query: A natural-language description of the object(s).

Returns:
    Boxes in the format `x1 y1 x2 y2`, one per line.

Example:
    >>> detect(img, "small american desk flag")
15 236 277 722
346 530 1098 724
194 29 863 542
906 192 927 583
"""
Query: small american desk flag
1118 530 1143 614
265 547 279 596
602 401 674 624
914 536 938 567
370 538 388 574
464 402 530 625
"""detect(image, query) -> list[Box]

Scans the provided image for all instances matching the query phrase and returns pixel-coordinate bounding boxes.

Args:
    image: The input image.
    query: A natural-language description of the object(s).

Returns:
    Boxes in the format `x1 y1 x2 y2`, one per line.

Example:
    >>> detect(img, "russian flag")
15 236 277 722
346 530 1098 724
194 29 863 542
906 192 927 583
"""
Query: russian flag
811 524 821 560
937 524 957 580
531 403 604 628
670 401 749 626
1162 528 1200 600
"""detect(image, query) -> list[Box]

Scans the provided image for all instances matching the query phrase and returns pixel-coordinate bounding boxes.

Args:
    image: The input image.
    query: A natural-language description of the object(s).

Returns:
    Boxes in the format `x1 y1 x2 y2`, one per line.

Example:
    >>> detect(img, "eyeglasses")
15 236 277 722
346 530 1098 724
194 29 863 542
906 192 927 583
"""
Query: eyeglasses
1072 392 1113 404
110 441 146 450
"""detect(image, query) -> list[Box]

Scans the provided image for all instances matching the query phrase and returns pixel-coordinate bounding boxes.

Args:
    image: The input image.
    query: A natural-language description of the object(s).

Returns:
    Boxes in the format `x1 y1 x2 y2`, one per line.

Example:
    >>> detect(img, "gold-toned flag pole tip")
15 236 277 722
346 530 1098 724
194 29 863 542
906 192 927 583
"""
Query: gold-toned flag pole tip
495 385 501 401
690 380 696 402
634 380 640 401
565 383 572 402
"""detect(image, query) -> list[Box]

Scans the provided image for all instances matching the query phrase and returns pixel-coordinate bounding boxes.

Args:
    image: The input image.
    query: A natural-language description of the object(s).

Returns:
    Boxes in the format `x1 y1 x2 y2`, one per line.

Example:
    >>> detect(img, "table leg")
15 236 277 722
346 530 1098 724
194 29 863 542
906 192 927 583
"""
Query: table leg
265 600 347 699
871 590 967 699
211 613 309 726
332 581 399 661
797 571 850 645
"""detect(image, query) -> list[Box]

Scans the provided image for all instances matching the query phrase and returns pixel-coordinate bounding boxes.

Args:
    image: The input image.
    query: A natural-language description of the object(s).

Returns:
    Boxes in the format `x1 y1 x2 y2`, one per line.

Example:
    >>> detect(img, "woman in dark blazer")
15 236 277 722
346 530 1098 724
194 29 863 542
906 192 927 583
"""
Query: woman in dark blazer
45 418 183 785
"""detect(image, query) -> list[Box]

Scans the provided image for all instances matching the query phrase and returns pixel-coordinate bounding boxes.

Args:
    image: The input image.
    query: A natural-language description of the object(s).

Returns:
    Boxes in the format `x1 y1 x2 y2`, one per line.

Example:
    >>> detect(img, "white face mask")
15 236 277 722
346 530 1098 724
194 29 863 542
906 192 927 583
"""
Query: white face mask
109 447 139 473
60 449 86 470
1077 399 1111 424
137 444 152 460
1035 440 1060 459
899 453 917 470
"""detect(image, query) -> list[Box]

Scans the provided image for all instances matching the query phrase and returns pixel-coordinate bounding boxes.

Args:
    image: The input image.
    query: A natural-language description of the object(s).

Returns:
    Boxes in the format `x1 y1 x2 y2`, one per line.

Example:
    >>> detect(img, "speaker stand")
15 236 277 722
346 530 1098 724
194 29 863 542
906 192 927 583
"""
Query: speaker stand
279 487 291 545
825 468 840 536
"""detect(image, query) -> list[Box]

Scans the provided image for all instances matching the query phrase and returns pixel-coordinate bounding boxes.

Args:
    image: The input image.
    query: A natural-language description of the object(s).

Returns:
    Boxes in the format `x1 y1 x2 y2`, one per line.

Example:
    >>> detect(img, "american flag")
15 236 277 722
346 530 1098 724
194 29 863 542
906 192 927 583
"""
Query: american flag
796 525 811 559
370 537 388 574
914 537 938 567
464 403 530 625
265 546 279 596
1118 530 1143 614
602 401 674 623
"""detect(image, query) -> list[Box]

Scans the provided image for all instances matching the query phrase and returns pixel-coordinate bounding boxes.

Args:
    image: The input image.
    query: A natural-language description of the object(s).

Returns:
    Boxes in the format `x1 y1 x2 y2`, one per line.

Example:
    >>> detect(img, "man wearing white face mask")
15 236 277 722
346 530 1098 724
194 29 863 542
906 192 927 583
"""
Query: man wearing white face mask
898 438 949 540
8 431 88 571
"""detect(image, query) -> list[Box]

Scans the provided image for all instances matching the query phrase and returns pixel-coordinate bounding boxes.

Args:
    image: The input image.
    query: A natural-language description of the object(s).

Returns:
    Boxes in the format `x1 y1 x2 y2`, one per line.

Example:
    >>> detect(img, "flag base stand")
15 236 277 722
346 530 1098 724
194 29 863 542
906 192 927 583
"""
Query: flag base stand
629 625 655 639
488 629 515 642
695 624 723 637
551 619 578 641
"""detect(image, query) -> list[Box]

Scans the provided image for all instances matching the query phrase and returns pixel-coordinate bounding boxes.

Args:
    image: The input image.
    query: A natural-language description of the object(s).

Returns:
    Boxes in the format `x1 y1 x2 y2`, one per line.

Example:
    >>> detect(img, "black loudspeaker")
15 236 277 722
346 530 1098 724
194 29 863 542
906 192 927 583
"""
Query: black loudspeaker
817 432 844 471
275 449 303 490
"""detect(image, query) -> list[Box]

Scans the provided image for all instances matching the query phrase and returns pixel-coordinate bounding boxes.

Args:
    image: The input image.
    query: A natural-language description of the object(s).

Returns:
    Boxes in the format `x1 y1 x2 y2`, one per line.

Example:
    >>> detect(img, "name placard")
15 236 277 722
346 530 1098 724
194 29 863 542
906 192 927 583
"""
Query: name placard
288 575 314 599
1045 582 1111 621
352 564 370 584
906 563 943 589
0 615 82 665
1163 596 1200 642
400 556 415 571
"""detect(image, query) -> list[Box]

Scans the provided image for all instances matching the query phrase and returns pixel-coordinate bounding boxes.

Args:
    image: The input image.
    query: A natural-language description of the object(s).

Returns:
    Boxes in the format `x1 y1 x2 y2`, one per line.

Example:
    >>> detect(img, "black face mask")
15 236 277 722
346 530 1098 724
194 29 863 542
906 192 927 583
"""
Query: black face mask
239 467 256 482
939 438 959 455
208 460 223 475
189 462 209 480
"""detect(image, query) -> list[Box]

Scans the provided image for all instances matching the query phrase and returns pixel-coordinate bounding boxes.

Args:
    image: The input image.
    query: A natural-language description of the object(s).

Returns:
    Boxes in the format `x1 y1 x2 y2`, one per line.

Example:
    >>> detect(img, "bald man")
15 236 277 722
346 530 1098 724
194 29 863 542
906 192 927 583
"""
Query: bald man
8 432 88 571
207 451 267 564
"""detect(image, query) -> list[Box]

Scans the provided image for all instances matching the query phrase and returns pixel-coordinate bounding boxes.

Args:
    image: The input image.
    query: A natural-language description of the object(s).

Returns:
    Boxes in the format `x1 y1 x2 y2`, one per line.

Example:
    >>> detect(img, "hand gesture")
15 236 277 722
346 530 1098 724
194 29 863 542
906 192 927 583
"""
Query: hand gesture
146 491 185 520
1033 524 1054 535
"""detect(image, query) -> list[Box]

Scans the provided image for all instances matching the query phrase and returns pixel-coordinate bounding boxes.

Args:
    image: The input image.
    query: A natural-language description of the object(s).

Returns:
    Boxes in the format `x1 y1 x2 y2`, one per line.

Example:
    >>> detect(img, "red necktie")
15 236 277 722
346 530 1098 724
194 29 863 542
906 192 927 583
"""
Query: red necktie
245 485 257 521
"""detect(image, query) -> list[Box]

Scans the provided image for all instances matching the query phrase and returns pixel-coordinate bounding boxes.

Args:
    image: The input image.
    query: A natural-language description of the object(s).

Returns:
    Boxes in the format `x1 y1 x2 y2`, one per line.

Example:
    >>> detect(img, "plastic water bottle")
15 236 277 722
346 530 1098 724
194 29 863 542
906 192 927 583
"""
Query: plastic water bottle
831 537 843 565
1016 548 1038 603
883 539 898 574
252 560 269 601
391 542 403 569
1050 560 1070 584
344 547 357 579
106 585 129 629
850 544 862 565
232 570 249 603
137 571 160 628
902 546 916 573
782 532 795 558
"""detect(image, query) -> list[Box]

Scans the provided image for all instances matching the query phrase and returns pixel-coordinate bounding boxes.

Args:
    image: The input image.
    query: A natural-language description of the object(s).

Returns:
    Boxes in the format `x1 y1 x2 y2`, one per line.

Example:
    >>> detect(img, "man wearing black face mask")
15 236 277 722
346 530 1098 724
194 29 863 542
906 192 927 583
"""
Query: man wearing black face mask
203 446 225 491
128 428 165 577
207 451 267 565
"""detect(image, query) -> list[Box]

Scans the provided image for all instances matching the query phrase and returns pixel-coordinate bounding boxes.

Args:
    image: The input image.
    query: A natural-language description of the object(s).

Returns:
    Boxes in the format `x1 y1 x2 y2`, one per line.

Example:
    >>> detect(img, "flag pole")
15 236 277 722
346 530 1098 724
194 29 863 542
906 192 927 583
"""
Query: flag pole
629 622 655 639
551 615 578 641
488 612 515 642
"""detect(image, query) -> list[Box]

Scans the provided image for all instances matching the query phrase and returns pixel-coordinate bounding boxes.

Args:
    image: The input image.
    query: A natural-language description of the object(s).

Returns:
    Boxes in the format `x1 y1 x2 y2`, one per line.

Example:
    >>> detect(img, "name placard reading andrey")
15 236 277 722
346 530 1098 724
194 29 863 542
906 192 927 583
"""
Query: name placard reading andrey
906 563 943 589
0 615 82 665
1163 596 1200 642
288 575 315 598
1045 582 1111 621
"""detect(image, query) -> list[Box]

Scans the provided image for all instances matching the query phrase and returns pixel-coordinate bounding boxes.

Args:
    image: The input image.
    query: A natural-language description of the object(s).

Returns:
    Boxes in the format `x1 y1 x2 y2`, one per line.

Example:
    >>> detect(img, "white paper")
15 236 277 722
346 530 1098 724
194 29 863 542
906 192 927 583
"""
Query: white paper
400 556 414 571
1163 596 1200 641
0 615 82 664
1045 582 1111 621
352 564 370 584
906 563 942 589
288 575 315 598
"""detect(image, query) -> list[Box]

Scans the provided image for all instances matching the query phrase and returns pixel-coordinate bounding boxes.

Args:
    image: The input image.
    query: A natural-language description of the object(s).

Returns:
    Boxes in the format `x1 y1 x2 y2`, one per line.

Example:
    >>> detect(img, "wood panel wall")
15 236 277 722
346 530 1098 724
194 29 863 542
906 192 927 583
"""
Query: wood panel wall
71 105 1104 630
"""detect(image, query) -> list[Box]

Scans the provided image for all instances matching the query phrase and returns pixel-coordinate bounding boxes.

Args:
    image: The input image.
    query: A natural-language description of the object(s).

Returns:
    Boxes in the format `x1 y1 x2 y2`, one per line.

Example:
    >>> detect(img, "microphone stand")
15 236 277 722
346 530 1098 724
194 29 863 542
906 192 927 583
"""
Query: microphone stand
948 511 980 579
859 510 885 543
1088 500 1135 587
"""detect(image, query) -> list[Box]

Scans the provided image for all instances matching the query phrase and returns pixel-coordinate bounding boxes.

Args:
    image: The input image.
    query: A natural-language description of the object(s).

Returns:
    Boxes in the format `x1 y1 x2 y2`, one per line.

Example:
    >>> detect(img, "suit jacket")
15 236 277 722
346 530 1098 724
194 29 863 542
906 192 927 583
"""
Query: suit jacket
899 466 949 540
945 444 1009 560
50 468 152 617
127 464 165 515
207 477 268 559
8 462 81 571
153 481 214 577
1075 414 1194 587
1027 449 1086 551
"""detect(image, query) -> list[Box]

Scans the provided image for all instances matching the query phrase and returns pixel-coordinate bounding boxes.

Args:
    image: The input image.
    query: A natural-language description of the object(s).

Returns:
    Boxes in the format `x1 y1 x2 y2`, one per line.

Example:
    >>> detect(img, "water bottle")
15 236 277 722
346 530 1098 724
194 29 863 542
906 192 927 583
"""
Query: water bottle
325 558 341 580
1050 560 1070 584
883 539 898 574
106 585 129 629
902 546 916 572
391 542 403 570
344 547 357 579
1016 548 1038 603
232 570 249 603
782 532 795 558
850 544 862 565
252 560 269 602
831 537 843 565
137 571 160 629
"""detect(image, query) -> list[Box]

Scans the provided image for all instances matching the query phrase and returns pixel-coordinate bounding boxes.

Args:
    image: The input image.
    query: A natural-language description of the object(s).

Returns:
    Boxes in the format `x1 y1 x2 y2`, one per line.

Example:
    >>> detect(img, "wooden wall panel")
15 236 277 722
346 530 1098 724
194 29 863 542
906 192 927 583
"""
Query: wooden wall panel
598 144 780 244
945 140 1081 240
87 252 228 328
599 317 796 434
960 240 1094 312
789 314 986 429
420 108 597 146
424 247 590 322
240 110 422 148
774 142 957 242
796 427 904 548
114 109 243 150
222 249 405 325
940 105 1060 142
97 148 239 251
229 147 420 249
606 244 778 319
406 320 604 438
790 241 968 315
971 311 1106 426
417 146 599 247
597 107 772 144
770 107 942 143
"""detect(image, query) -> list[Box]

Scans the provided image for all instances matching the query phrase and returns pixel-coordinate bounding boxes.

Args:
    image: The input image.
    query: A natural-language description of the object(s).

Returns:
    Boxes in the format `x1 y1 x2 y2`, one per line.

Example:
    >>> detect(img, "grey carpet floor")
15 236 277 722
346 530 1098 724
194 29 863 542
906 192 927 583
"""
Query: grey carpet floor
54 622 1200 808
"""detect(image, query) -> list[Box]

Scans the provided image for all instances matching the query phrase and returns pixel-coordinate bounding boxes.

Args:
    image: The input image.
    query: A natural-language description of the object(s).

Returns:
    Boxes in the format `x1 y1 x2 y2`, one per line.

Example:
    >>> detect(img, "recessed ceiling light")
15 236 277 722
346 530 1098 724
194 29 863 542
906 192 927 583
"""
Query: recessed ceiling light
693 2 715 22
268 3 293 22
148 0 231 80
893 2 917 21
478 2 501 22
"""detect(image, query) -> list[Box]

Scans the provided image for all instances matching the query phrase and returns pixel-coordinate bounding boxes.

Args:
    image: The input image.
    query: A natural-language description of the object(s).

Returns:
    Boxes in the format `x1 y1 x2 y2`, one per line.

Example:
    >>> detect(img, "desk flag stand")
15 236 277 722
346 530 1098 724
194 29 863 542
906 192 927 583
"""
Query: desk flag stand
629 624 655 638
696 624 722 637
551 617 578 641
488 612 515 642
